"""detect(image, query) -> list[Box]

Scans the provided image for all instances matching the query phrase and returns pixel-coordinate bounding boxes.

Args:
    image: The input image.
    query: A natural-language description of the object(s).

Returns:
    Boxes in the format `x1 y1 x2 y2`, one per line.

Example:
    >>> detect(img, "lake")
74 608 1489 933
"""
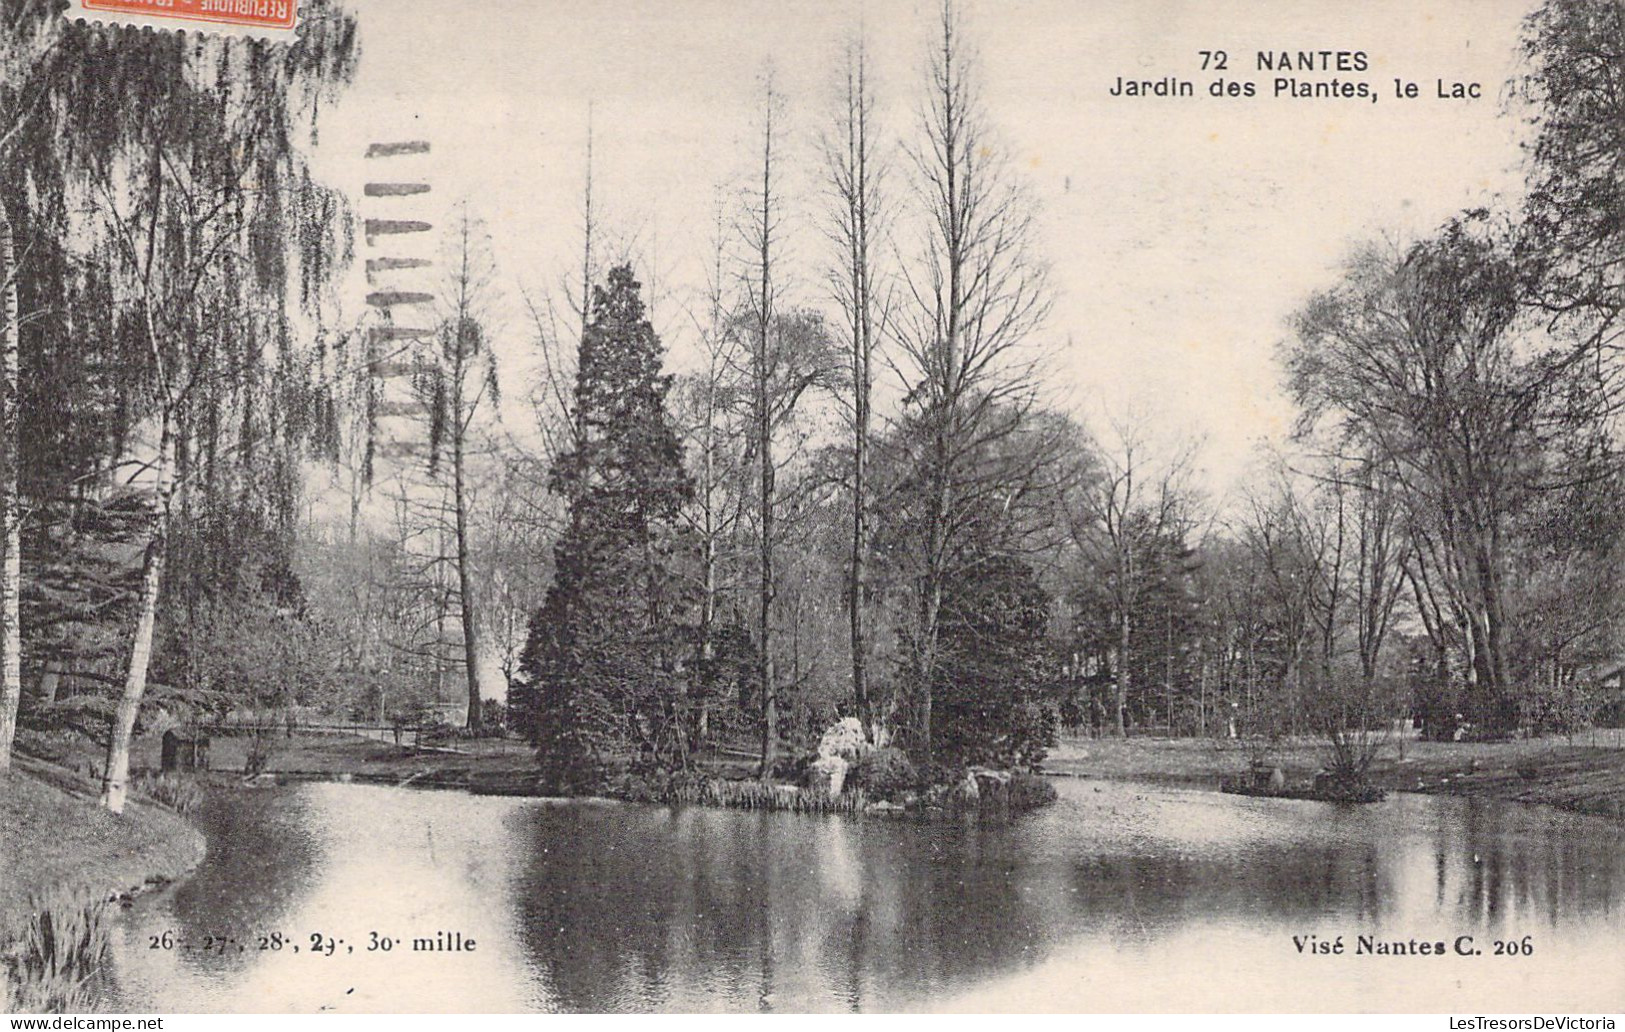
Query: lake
96 778 1625 1012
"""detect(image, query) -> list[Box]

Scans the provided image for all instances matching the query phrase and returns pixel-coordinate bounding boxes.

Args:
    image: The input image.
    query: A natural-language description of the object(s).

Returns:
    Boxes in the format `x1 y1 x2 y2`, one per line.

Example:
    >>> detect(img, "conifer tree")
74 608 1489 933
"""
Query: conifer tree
521 265 692 791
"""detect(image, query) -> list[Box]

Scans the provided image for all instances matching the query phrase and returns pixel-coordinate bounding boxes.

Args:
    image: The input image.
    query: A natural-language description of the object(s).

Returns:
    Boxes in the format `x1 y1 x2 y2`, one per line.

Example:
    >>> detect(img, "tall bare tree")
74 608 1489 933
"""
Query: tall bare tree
891 1 1050 762
743 73 784 776
673 196 750 750
823 35 889 740
416 206 501 732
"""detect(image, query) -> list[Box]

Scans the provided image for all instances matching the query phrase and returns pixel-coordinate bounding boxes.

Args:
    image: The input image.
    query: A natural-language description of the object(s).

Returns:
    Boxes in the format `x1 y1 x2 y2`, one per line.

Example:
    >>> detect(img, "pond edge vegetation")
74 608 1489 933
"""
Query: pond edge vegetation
0 764 205 1012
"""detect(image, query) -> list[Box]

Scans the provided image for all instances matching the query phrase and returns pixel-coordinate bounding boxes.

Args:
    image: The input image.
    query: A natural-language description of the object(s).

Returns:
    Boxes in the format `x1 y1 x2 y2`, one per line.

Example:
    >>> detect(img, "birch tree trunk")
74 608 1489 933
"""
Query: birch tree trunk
0 202 20 772
100 416 174 814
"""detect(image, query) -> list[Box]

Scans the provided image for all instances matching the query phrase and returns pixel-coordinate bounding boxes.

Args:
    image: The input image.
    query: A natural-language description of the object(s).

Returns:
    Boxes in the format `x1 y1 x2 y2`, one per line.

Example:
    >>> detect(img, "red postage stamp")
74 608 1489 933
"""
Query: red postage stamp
69 0 298 38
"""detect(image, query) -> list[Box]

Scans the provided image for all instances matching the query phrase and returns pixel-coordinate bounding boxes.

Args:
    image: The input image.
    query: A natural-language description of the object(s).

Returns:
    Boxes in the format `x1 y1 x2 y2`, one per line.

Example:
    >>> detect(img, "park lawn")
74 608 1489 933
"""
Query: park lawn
30 727 1624 825
38 729 769 798
0 757 205 940
1043 734 1625 821
246 733 763 791
194 727 1625 822
40 728 535 782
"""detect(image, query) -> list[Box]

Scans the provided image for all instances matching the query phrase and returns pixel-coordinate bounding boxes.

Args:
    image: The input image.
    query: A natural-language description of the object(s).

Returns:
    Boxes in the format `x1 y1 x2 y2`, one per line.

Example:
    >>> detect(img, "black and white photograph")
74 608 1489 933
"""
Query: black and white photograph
1 0 1623 1016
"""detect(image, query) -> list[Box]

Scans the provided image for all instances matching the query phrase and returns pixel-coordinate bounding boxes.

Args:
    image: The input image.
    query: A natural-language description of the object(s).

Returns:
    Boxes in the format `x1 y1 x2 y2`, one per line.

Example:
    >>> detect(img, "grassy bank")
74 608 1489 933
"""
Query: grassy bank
0 757 207 922
1043 734 1625 821
1 757 206 1010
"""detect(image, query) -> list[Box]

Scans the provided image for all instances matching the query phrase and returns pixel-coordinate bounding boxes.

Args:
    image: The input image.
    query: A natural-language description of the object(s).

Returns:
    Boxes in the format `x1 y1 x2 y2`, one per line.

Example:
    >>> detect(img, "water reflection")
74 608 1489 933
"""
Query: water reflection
100 779 1625 1012
503 802 1070 1010
99 789 321 997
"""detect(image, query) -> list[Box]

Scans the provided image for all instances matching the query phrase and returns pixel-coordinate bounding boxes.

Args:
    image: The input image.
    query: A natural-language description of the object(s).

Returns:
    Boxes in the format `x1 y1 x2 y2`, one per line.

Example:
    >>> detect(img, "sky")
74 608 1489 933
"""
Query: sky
307 0 1536 505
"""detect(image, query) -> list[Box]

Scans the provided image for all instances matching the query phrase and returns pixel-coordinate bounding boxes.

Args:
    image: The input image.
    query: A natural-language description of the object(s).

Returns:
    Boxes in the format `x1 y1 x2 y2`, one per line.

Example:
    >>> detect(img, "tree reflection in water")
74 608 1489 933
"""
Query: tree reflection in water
98 778 1625 1013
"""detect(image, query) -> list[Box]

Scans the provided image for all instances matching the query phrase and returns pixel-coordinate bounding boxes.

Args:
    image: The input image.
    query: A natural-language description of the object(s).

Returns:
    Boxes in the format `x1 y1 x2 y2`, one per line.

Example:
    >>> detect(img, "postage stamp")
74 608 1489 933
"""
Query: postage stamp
68 0 298 39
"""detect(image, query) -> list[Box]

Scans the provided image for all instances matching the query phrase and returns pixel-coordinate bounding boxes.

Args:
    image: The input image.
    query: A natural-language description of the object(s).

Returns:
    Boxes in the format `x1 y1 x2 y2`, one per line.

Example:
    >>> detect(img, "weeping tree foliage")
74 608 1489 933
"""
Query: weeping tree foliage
0 1 83 770
1518 0 1625 340
0 2 359 801
160 540 330 725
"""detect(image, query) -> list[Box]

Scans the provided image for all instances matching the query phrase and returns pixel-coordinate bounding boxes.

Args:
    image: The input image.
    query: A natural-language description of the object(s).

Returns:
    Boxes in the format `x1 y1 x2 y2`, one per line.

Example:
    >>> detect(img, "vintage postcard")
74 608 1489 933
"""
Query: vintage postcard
1 0 1622 1018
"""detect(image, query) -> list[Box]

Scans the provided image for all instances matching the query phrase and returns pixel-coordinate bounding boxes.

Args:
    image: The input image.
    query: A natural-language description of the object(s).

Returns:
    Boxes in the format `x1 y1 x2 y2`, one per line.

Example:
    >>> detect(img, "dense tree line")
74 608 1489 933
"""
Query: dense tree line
508 0 1625 789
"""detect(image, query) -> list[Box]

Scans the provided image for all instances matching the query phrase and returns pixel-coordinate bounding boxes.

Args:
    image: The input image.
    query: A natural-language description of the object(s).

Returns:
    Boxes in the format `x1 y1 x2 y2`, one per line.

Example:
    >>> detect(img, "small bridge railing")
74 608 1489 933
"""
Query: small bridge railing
195 722 425 749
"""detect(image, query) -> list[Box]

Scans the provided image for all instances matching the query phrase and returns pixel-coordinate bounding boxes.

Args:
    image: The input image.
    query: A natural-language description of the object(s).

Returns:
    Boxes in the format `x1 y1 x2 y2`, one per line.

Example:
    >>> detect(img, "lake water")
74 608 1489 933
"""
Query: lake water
96 778 1625 1012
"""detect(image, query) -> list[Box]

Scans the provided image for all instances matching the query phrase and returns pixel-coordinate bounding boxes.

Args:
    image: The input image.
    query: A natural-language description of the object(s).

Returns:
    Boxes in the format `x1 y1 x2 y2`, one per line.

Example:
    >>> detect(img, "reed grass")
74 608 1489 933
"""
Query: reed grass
131 771 203 816
664 776 871 814
2 890 113 1013
658 771 1057 817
